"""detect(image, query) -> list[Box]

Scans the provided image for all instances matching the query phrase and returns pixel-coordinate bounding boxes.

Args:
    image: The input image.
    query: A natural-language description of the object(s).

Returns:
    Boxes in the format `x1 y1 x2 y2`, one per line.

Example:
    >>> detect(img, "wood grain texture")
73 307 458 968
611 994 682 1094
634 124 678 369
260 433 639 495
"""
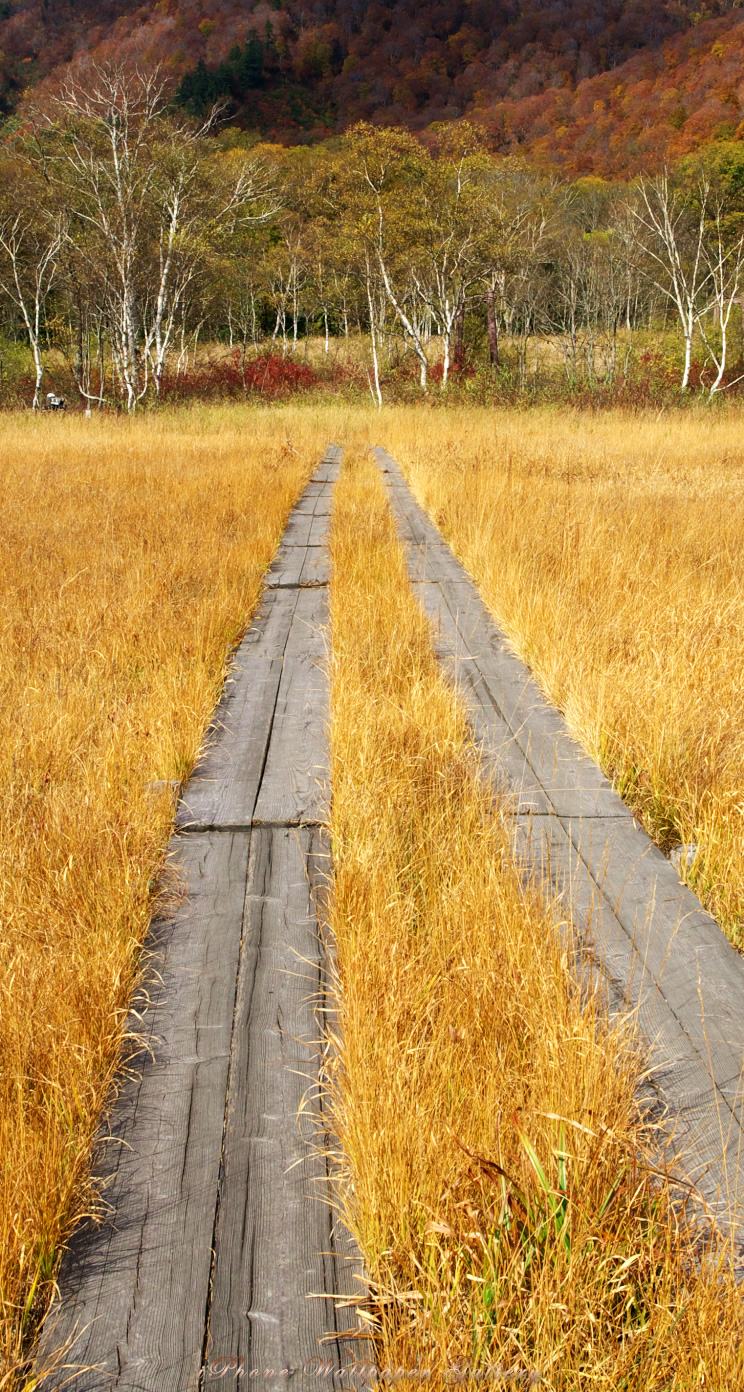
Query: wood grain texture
39 447 369 1388
205 828 363 1387
253 589 330 827
38 830 252 1392
300 548 331 587
177 655 286 830
265 553 306 588
308 515 330 547
375 445 744 1236
179 462 337 831
280 513 314 548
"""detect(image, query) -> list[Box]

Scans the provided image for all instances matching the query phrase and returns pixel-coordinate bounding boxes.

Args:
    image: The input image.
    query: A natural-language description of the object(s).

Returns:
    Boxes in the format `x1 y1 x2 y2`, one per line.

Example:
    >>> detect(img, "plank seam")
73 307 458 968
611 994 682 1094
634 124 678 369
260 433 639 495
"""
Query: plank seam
265 581 328 590
197 827 253 1388
177 819 326 832
197 456 336 1373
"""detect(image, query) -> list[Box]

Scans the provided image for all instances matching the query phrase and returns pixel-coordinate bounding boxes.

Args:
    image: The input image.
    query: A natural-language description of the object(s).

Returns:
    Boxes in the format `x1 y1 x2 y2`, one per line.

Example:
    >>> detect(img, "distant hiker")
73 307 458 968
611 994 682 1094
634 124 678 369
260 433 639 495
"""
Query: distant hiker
45 393 66 411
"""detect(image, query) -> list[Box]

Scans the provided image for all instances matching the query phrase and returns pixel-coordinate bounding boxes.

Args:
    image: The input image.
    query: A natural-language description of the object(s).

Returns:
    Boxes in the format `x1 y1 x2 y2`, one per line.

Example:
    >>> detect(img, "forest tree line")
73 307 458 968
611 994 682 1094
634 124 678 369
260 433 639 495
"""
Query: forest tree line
2 63 744 409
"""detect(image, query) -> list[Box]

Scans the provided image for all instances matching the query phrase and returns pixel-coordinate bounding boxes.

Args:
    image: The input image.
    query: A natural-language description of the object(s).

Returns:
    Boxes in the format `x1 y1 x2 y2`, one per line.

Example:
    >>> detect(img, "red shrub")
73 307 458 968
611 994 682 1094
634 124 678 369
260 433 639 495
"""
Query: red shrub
158 350 319 402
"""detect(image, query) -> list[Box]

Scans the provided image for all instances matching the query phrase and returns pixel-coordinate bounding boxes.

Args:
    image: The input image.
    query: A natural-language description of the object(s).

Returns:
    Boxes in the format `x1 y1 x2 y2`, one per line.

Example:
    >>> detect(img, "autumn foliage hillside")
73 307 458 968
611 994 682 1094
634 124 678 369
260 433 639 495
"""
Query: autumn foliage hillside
2 0 744 172
481 11 744 175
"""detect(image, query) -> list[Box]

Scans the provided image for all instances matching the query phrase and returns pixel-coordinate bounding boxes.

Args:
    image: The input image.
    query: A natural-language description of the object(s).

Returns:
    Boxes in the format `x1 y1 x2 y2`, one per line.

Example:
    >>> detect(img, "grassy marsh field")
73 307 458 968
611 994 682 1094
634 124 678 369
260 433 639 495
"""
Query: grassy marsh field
1 401 744 1385
328 447 744 1387
383 407 744 946
0 406 340 1380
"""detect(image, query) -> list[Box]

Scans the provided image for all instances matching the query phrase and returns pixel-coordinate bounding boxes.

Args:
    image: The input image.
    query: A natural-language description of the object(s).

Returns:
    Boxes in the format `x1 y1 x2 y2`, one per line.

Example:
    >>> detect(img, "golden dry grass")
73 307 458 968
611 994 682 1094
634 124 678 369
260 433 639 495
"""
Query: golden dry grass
328 446 744 1389
379 406 744 945
4 394 744 1386
0 404 337 1382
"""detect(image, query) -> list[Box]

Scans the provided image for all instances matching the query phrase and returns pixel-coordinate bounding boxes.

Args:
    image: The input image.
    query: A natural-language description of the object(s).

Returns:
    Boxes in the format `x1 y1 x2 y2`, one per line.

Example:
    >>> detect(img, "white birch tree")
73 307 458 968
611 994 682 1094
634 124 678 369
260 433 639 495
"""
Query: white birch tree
31 64 276 408
0 186 66 408
631 174 713 391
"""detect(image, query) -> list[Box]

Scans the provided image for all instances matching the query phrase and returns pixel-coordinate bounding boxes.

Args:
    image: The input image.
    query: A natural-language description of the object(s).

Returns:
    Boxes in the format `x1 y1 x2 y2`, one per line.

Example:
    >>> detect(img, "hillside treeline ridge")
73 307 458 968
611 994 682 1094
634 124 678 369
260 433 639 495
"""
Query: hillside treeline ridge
2 65 744 410
3 0 744 173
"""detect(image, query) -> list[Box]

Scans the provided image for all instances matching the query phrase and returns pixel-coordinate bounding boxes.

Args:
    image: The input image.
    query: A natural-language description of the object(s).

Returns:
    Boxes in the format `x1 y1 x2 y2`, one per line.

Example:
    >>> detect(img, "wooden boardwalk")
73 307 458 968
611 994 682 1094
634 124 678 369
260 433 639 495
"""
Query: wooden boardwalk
39 447 367 1391
374 446 744 1246
37 434 744 1392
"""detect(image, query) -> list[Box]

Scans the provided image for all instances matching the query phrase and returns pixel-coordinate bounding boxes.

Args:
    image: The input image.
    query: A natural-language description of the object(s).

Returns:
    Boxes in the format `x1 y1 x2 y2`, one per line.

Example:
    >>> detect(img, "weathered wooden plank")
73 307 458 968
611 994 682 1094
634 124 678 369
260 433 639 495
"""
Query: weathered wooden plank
265 552 330 590
300 547 331 587
280 513 314 548
571 856 744 1212
229 586 300 661
179 452 335 833
385 462 621 811
38 831 252 1391
282 584 328 664
177 656 285 830
253 589 330 827
205 828 361 1387
569 815 744 1077
399 533 468 589
407 520 632 819
265 550 306 588
409 581 550 813
376 443 744 1232
516 808 744 1214
40 445 370 1392
480 683 627 819
412 576 611 817
404 542 460 583
308 514 330 546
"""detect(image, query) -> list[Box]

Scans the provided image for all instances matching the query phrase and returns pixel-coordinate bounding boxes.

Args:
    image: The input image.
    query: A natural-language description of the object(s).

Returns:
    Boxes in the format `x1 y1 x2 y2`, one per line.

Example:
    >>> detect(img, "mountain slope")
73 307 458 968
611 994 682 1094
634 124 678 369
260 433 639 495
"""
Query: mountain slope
1 0 742 172
478 10 744 174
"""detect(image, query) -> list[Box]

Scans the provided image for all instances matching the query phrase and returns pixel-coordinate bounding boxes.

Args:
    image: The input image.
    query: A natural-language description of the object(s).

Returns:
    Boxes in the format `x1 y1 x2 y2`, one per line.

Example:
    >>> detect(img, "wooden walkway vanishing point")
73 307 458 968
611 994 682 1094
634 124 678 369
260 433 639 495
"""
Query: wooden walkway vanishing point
374 446 744 1250
39 446 368 1391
